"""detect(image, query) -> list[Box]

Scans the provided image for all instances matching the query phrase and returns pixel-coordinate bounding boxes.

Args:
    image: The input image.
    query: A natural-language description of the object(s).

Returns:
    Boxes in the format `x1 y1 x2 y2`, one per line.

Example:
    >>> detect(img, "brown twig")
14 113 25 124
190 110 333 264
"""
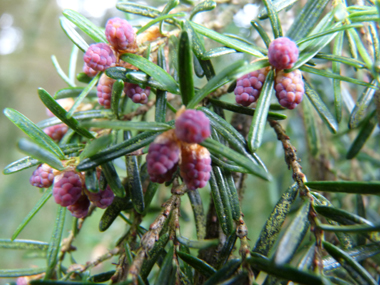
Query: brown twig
269 120 309 195
126 181 186 283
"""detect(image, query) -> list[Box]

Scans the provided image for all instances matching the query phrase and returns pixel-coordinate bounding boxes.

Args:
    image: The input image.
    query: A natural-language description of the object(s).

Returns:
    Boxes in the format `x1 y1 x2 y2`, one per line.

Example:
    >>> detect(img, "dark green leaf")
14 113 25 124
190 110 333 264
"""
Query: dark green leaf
253 183 298 256
142 182 159 215
347 111 377 159
59 17 89 53
67 73 101 118
217 232 237 269
315 53 366 69
200 107 263 169
76 72 93 83
51 55 75 87
111 79 124 119
68 39 79 83
18 139 64 171
102 162 126 198
314 205 373 226
248 254 323 285
137 12 185 35
0 268 47 278
155 45 167 122
369 22 380 62
201 47 236 60
140 233 170 279
204 259 241 285
346 24 372 68
223 170 241 221
289 25 339 71
99 197 133 232
262 0 283 38
3 156 39 175
286 0 330 41
0 239 49 251
177 251 216 277
125 70 175 92
187 59 246 109
30 279 101 285
349 82 378 129
4 108 65 159
190 21 265 57
346 27 358 60
306 181 380 194
38 88 94 139
190 0 216 20
250 20 271 47
301 65 377 89
45 206 66 279
187 189 206 240
156 246 174 285
184 21 215 80
54 87 97 99
88 270 115 283
116 2 163 19
62 9 107 43
323 243 380 272
332 31 344 123
201 138 270 180
297 23 362 46
120 53 179 94
297 243 316 271
12 191 52 241
125 131 144 213
274 200 310 265
81 120 172 132
317 223 380 233
302 96 320 156
193 53 204 78
304 81 338 133
248 70 274 153
79 135 113 160
258 0 298 20
209 168 234 235
85 168 99 193
178 30 195 106
323 241 377 285
105 66 128 81
76 130 163 170
37 109 114 129
177 236 218 249
209 98 287 120
211 154 250 174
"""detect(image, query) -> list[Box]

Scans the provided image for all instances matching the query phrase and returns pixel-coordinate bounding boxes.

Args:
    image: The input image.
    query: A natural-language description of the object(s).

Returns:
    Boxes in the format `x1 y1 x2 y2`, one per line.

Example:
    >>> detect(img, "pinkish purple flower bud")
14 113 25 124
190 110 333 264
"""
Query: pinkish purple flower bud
268 37 299 70
175 109 211 144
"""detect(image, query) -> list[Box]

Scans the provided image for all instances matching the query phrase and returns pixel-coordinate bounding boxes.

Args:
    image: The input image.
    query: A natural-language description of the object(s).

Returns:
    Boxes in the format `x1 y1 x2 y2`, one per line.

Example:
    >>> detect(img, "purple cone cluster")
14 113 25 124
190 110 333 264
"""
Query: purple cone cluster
146 133 180 184
175 109 211 144
82 18 151 108
105 17 136 51
180 145 212 191
275 70 304 109
29 164 55 188
146 109 212 190
234 37 304 109
97 74 115 109
234 68 269 107
124 83 151 104
44 124 68 142
30 166 114 219
268 37 299 70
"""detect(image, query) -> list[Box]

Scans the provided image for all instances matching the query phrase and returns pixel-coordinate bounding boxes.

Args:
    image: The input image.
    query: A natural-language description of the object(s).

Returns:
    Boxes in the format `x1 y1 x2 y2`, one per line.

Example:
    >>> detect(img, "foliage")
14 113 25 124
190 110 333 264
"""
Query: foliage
2 0 380 284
